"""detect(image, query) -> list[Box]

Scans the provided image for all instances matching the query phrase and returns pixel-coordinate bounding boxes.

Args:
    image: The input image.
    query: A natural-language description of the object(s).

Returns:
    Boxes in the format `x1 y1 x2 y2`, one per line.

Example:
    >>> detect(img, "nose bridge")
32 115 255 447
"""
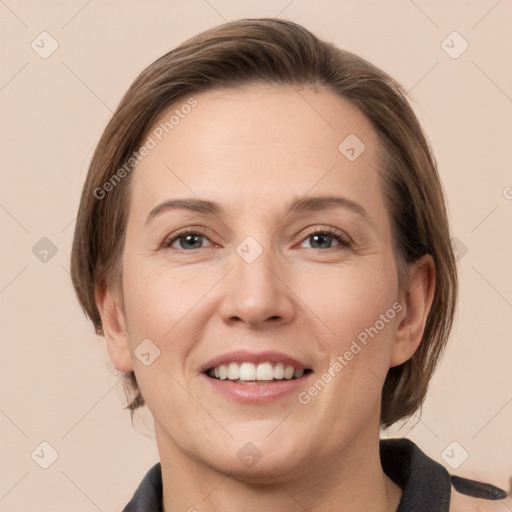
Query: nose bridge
218 234 295 326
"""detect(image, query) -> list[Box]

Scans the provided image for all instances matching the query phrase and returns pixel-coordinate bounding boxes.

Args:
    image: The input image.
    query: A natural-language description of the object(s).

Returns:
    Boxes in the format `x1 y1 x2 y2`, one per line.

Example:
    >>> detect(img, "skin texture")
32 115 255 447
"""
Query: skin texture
97 85 435 511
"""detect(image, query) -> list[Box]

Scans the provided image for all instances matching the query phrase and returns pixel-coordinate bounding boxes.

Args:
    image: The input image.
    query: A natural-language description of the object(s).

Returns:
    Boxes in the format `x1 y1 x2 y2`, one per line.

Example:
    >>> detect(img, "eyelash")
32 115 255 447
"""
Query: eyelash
162 226 352 251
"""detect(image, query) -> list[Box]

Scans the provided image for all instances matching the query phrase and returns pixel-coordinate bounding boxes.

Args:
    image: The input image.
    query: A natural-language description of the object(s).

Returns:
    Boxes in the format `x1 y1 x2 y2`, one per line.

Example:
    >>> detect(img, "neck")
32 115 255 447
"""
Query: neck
156 425 402 512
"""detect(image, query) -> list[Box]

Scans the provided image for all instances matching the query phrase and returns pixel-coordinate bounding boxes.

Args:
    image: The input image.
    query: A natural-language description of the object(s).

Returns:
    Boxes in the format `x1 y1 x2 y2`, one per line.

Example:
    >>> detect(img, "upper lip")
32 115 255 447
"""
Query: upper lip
200 350 312 373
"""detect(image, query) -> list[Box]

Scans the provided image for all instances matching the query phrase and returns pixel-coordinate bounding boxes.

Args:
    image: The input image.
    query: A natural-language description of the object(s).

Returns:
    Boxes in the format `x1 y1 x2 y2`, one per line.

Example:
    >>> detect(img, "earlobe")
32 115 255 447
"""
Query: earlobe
95 283 134 373
390 255 435 367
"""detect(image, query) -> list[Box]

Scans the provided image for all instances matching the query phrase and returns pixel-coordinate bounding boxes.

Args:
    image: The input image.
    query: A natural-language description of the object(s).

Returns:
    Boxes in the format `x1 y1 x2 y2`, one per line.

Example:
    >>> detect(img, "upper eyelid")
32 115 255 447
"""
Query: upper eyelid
300 225 350 240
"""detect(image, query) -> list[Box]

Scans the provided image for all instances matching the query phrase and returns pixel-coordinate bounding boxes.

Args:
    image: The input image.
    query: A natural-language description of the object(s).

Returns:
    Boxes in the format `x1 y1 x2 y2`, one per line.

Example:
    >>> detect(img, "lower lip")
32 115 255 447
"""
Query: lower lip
201 373 313 403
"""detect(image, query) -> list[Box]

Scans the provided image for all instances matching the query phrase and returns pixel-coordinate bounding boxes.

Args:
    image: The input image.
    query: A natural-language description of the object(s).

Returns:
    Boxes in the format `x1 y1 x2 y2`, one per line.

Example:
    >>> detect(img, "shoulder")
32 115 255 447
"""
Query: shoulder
380 438 509 512
449 475 510 512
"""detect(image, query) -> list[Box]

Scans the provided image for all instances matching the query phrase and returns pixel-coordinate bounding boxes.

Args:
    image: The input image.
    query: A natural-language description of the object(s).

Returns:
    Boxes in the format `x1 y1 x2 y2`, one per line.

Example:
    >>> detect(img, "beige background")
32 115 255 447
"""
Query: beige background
1 0 511 510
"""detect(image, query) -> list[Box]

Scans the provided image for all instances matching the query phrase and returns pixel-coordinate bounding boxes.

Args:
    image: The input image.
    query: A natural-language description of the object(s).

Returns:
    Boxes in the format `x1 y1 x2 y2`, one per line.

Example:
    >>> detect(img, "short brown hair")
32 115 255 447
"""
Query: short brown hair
70 18 458 427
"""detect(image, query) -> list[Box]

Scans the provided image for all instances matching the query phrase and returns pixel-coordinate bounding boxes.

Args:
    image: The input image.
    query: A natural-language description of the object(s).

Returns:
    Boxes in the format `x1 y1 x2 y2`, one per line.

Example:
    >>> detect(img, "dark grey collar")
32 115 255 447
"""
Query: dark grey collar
380 438 451 511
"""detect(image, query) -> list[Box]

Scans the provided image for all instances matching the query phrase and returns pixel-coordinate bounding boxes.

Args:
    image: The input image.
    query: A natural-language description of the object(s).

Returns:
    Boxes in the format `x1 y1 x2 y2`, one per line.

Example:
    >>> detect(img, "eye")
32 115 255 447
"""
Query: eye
163 230 214 250
162 226 350 252
299 227 351 250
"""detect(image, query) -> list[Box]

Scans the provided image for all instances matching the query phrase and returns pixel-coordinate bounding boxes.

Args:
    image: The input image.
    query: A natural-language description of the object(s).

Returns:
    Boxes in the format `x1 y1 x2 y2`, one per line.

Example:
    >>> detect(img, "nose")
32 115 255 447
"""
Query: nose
217 245 296 328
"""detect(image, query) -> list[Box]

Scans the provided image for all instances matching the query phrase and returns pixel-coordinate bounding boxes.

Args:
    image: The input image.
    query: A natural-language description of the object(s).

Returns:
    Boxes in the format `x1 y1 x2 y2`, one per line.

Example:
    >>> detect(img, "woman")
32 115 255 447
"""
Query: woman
70 18 508 511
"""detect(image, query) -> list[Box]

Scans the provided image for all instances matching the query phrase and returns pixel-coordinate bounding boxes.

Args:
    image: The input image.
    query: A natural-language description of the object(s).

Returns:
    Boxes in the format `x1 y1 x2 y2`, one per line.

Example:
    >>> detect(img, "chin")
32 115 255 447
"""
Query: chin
215 452 309 485
202 430 313 483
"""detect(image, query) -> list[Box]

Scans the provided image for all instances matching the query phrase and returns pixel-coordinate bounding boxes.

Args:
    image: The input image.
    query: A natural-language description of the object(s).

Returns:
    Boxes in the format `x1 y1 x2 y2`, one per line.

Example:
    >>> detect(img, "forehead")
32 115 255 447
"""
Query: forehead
130 85 383 218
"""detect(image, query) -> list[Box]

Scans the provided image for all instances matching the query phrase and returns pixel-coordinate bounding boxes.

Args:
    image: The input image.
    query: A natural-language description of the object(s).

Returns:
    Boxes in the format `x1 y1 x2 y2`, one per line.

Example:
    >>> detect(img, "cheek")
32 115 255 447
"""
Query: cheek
119 258 208 409
290 260 401 439
295 257 399 347
296 255 401 410
121 255 213 338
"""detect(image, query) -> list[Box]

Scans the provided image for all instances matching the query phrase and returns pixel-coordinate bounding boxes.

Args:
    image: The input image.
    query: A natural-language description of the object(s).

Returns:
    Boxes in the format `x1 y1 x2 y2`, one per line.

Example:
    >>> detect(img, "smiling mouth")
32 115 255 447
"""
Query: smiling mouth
204 361 313 384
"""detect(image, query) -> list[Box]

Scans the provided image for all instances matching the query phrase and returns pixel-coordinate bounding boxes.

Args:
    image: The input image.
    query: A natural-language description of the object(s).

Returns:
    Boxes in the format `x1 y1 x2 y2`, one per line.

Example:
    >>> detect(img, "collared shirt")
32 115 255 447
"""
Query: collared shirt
123 438 507 511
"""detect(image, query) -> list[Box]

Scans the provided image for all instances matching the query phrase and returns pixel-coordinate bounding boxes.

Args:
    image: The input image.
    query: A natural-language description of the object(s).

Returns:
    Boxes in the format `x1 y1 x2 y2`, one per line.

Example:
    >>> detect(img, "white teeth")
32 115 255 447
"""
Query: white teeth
227 362 239 380
239 362 256 381
273 362 285 379
256 362 274 380
284 365 295 379
207 361 309 381
293 368 305 378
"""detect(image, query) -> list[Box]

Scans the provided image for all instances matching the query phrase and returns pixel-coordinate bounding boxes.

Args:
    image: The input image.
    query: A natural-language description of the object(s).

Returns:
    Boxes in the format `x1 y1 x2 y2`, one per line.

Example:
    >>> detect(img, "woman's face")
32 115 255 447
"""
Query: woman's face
108 85 411 479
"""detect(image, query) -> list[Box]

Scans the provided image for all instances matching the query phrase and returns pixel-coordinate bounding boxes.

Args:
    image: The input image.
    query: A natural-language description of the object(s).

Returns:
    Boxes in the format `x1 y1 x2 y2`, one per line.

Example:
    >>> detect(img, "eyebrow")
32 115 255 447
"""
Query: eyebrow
145 195 371 227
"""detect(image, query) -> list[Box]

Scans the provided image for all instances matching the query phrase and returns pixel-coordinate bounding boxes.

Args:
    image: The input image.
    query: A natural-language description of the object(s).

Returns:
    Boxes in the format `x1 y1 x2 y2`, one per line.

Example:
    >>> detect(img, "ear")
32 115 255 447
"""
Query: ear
390 254 435 367
95 283 133 373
